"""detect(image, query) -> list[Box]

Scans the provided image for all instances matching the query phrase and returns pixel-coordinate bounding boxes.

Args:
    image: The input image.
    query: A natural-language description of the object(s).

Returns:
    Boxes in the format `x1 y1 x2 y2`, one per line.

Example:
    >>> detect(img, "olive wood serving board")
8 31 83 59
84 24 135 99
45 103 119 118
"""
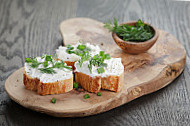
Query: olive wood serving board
5 18 186 117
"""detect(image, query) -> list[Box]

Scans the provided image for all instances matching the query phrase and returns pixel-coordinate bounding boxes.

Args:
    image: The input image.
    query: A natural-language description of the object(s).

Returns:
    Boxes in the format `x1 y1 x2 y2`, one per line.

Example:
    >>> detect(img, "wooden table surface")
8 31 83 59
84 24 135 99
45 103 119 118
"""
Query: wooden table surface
0 0 190 125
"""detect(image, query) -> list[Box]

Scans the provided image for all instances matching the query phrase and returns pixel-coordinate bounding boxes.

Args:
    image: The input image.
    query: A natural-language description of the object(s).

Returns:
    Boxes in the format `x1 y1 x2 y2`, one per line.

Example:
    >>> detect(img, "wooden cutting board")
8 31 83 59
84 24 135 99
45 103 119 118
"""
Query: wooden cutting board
5 18 186 117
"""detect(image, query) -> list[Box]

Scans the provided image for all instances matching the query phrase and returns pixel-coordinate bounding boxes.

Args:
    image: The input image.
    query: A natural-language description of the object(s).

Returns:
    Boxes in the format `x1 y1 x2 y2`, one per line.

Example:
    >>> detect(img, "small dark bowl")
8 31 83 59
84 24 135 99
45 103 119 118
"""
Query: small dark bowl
112 21 159 54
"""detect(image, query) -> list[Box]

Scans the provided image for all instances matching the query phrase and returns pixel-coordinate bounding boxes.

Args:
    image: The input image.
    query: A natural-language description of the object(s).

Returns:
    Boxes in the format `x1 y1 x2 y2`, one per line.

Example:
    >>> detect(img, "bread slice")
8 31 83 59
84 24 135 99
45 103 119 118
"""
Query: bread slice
23 70 73 95
23 70 39 91
74 58 124 93
75 72 101 93
101 72 124 92
56 42 101 70
23 56 73 95
37 76 73 95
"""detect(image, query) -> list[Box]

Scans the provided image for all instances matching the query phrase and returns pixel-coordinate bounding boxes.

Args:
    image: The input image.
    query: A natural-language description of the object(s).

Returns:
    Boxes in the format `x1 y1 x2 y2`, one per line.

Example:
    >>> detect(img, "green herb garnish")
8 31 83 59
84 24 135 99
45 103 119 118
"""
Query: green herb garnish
84 94 90 99
41 54 46 59
97 67 105 74
26 57 41 68
39 67 56 74
73 82 79 89
26 55 72 74
51 98 56 104
26 58 31 63
78 51 91 67
43 61 48 67
88 51 110 74
104 19 154 42
97 92 102 96
45 55 53 62
65 44 92 67
53 61 72 71
66 44 91 56
77 44 86 50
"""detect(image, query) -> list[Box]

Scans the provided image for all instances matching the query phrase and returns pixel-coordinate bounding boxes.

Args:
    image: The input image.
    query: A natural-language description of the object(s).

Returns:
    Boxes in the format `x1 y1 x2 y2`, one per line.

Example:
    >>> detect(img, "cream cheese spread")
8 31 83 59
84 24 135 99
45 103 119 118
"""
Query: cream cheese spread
74 58 124 77
56 42 101 62
25 57 73 83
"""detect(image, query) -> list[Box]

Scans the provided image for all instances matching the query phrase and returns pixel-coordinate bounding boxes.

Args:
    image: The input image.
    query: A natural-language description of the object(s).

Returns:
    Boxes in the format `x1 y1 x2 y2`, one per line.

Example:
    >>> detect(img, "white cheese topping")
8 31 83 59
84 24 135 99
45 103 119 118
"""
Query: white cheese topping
74 58 124 77
24 57 73 83
56 42 101 62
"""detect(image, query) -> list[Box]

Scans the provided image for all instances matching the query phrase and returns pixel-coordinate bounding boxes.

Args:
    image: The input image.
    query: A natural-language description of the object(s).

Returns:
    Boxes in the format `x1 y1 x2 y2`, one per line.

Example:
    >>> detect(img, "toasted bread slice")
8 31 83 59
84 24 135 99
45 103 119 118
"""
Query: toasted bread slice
75 72 101 93
101 72 124 92
23 70 73 95
74 58 124 93
24 55 73 95
23 70 39 91
75 72 124 93
37 76 73 95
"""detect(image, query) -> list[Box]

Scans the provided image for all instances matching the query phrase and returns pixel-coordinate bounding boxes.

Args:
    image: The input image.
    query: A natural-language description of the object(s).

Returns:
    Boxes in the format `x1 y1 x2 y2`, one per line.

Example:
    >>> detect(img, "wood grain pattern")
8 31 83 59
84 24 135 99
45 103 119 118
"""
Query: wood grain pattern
1 0 190 125
5 18 186 117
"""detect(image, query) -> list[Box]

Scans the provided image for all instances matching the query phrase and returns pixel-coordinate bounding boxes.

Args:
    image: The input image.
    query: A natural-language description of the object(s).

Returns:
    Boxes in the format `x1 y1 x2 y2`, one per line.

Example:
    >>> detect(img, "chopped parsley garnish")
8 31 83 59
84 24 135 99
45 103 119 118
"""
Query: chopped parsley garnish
104 19 154 42
73 82 79 89
51 98 56 104
84 94 90 99
97 92 102 96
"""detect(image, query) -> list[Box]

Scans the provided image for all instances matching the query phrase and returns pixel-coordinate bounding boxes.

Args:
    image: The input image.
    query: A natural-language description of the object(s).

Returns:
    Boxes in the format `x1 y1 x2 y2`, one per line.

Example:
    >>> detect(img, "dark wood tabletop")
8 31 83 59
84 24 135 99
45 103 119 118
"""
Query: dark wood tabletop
0 0 190 125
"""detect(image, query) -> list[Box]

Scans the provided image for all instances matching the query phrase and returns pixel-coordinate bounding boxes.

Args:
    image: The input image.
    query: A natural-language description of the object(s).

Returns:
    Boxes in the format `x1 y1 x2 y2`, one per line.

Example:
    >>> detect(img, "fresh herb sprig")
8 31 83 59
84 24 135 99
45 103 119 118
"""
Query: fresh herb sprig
88 51 111 74
104 19 154 42
66 44 111 74
39 67 56 74
78 51 91 67
26 58 41 68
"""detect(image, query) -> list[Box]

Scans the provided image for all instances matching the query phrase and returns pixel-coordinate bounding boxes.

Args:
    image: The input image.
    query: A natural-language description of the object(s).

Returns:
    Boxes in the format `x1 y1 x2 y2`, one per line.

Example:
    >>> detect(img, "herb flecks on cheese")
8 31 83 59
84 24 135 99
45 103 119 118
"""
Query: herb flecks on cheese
25 55 72 74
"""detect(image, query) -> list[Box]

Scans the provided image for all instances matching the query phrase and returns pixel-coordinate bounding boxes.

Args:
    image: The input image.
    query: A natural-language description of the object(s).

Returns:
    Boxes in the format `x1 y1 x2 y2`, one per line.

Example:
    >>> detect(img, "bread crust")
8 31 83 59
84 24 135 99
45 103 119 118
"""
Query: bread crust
23 71 39 91
37 77 73 95
64 61 76 70
23 70 73 95
75 72 101 93
56 58 76 70
101 72 124 92
75 72 124 93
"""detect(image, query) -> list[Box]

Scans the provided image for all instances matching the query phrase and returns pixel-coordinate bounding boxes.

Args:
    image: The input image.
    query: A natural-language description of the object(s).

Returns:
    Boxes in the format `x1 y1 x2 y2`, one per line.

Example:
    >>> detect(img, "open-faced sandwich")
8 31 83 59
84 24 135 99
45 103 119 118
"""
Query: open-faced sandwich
56 42 101 69
24 42 124 95
23 55 73 95
74 51 124 93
